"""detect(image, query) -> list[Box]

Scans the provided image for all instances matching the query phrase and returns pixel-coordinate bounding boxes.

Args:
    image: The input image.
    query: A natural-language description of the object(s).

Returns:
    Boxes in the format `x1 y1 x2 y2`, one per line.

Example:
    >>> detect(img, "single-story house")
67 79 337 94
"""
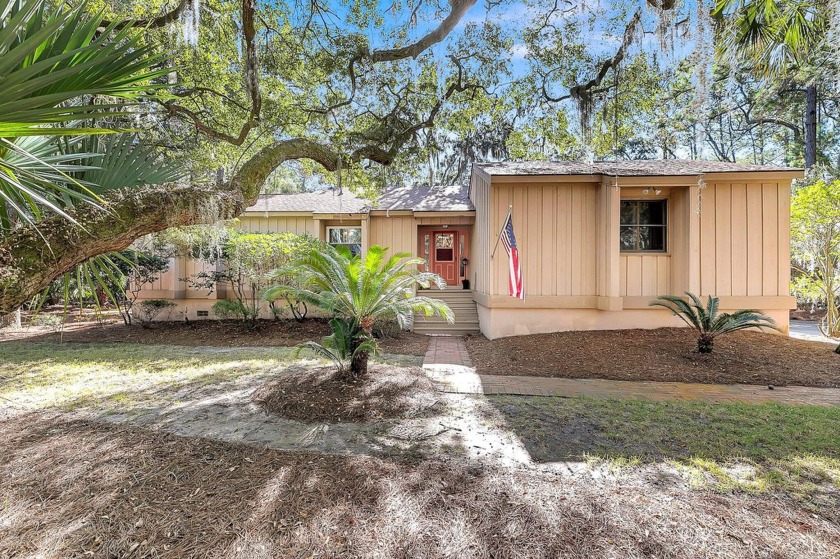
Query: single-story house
139 160 803 339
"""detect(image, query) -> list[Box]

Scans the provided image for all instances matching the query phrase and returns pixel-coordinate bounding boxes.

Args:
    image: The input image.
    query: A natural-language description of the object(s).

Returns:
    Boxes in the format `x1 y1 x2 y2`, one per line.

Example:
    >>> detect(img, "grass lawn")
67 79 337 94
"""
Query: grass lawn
491 395 840 513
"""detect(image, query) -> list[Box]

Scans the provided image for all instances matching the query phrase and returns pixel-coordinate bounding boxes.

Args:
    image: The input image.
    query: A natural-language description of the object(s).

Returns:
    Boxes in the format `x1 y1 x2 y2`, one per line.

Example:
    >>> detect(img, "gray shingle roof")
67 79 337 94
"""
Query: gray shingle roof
475 160 801 177
245 189 369 214
375 184 474 212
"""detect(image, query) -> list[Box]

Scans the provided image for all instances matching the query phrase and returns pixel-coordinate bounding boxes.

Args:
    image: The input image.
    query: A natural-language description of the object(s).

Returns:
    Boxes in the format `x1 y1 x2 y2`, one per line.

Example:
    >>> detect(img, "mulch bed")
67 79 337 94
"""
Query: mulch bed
253 365 440 423
466 328 840 388
0 318 431 356
1 414 837 558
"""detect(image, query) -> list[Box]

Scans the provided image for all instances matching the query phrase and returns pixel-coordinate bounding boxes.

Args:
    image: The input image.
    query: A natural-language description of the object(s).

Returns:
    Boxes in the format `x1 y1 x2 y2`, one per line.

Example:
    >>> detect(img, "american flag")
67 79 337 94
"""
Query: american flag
500 213 524 300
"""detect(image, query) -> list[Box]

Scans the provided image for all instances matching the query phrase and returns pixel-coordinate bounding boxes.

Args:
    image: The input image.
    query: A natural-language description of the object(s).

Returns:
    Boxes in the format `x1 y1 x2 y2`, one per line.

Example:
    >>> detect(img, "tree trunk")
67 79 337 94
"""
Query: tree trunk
350 349 369 378
697 333 714 354
805 83 818 168
0 138 349 315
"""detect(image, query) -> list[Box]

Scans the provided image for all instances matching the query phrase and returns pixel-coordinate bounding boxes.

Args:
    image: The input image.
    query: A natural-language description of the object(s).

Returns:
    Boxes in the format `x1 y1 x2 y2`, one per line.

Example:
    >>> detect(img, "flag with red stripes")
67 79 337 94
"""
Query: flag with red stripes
500 213 524 299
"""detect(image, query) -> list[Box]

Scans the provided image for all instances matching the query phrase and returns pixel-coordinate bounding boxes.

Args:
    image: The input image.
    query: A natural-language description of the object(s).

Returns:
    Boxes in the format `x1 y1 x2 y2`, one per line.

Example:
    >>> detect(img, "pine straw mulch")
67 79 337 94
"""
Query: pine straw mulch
253 364 440 423
1 413 838 559
0 317 431 356
466 328 840 387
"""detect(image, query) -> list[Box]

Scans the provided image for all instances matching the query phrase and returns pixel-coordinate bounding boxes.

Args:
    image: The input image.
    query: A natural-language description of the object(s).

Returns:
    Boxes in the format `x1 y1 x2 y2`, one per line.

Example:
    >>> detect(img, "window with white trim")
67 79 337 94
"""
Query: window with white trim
620 200 667 252
327 226 362 255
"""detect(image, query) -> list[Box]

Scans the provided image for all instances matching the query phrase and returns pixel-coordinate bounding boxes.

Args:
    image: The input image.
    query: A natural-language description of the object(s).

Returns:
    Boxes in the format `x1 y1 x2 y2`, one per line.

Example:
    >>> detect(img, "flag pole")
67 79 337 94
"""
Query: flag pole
490 205 512 258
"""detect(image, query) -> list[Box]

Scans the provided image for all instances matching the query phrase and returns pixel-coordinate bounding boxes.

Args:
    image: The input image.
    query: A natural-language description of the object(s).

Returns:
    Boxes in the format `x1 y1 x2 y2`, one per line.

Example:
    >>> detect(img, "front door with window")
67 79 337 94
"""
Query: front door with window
431 231 458 284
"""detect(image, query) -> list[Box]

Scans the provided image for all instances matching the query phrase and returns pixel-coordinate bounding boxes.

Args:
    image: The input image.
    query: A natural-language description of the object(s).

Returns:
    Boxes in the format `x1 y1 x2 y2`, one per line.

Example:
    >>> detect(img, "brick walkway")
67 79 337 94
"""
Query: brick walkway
423 336 472 367
478 376 840 407
422 337 840 407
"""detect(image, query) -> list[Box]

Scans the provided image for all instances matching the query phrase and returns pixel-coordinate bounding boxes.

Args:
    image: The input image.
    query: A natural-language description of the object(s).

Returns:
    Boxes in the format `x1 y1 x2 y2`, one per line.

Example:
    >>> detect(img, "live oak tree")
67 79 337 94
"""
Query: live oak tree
0 0 723 314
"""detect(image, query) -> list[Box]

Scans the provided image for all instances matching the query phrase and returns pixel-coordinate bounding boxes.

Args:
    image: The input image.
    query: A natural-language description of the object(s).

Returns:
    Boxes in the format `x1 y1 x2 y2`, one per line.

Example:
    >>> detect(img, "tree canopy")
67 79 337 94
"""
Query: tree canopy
3 0 840 313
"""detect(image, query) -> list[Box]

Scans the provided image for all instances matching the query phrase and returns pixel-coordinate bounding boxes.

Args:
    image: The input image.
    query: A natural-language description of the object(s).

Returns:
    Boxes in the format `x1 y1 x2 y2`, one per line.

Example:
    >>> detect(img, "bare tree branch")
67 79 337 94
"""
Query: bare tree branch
164 0 261 146
542 9 642 104
368 0 477 62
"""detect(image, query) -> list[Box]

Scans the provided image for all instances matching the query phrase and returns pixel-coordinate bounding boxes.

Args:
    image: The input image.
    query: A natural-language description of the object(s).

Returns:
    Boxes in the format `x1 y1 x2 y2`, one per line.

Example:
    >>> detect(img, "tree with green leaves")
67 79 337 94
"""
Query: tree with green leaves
184 228 319 328
267 245 454 378
713 0 832 168
790 171 840 338
2 0 701 315
651 292 780 353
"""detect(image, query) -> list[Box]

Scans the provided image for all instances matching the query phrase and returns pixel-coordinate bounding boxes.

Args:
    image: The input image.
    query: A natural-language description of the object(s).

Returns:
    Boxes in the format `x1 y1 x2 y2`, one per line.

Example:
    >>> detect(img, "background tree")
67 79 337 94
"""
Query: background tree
713 0 832 168
790 171 840 337
184 228 319 328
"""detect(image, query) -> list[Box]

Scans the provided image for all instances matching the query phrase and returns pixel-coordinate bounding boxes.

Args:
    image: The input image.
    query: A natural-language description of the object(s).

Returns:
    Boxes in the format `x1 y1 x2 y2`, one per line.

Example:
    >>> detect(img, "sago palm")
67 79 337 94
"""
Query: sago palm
650 292 780 353
266 244 454 378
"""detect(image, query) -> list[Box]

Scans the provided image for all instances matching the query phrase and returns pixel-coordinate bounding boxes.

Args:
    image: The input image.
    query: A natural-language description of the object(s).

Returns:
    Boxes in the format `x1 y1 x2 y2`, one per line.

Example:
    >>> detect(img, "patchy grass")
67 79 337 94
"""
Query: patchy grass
0 342 301 412
491 395 840 516
1 415 838 558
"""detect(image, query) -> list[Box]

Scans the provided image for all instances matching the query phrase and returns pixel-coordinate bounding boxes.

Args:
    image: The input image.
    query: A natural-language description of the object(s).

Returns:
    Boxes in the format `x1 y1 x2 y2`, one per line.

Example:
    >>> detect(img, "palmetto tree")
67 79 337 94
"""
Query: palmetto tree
714 0 829 167
651 292 780 353
266 244 454 378
1 0 183 313
0 0 172 229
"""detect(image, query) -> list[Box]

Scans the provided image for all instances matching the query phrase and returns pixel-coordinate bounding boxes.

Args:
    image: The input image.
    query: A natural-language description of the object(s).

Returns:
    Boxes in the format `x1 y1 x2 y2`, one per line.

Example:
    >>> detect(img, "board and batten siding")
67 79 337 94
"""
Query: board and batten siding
619 254 670 297
489 181 598 297
368 214 416 257
698 181 790 298
236 215 317 236
470 172 492 295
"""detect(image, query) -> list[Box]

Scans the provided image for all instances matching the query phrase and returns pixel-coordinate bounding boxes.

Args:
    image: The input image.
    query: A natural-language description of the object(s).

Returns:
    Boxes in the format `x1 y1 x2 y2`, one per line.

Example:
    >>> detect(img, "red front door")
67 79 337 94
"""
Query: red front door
431 231 458 285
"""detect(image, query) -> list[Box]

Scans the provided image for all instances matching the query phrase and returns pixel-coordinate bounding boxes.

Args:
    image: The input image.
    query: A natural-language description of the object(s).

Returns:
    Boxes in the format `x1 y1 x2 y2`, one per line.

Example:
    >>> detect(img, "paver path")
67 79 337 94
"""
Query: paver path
423 336 472 367
422 336 840 407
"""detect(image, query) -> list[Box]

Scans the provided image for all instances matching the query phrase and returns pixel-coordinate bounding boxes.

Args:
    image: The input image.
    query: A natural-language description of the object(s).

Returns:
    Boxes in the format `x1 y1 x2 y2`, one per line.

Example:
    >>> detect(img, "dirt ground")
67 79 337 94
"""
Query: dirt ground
466 328 840 387
1 414 837 559
254 364 441 423
0 317 431 356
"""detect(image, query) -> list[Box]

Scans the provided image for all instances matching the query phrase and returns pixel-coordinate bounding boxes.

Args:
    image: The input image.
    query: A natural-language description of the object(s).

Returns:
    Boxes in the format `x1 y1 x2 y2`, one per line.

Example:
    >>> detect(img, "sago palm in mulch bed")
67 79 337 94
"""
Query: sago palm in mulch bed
266 244 453 380
650 292 780 353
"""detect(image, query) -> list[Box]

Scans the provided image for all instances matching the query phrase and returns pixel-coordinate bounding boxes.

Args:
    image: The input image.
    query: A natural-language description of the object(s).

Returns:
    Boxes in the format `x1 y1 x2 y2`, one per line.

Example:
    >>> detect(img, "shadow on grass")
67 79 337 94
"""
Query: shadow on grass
0 342 420 414
2 414 836 558
489 395 840 516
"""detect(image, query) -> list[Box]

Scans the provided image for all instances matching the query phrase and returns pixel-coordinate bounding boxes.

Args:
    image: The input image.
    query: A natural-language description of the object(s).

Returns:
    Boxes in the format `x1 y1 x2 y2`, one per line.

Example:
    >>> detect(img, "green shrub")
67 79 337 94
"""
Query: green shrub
30 313 64 332
372 317 403 339
212 300 258 322
134 299 176 327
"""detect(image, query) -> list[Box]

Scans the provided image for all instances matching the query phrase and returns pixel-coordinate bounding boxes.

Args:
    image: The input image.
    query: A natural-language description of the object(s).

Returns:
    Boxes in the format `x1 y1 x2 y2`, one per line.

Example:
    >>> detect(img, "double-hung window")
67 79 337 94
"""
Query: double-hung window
327 226 362 255
620 200 667 252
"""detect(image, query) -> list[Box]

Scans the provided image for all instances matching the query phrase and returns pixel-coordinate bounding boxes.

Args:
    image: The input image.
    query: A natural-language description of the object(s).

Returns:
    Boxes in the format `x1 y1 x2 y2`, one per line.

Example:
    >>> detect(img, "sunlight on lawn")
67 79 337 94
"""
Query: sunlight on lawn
0 343 304 412
490 395 840 513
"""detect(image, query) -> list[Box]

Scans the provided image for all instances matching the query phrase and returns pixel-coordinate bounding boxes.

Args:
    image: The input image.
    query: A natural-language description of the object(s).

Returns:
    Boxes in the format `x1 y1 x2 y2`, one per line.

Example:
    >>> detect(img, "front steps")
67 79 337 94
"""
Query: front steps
413 288 481 335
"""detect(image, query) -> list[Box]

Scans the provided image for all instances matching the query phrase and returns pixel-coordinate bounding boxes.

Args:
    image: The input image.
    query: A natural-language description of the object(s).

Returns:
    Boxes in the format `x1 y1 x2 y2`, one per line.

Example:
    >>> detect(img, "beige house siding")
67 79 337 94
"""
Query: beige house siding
473 172 797 339
489 181 599 298
619 254 670 297
368 214 416 256
698 181 791 298
236 215 317 235
469 172 492 295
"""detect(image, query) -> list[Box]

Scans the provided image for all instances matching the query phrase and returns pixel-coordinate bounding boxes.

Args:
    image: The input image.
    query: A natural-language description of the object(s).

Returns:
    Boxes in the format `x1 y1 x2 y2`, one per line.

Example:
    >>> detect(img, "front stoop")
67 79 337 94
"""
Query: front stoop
413 288 480 335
